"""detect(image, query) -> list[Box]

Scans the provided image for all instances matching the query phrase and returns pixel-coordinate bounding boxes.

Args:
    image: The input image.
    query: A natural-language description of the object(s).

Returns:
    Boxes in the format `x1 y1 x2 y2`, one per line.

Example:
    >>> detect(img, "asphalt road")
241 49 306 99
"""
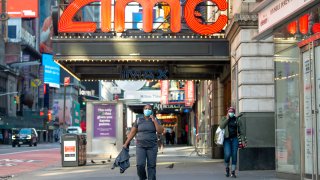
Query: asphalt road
0 143 61 178
0 143 60 154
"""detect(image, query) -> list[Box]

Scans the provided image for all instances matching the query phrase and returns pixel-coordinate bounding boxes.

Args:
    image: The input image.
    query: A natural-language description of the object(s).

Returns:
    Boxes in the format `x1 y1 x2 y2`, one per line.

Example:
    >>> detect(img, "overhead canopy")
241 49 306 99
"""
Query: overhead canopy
52 36 229 80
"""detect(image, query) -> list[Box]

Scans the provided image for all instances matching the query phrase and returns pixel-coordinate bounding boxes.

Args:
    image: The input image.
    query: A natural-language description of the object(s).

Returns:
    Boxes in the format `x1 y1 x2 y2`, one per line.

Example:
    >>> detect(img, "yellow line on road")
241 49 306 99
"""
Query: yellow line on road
37 169 96 177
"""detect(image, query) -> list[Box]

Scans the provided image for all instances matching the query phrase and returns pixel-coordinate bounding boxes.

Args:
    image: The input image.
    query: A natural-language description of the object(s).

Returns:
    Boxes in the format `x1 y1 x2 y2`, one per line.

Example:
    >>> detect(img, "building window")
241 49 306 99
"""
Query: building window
274 43 300 174
8 25 17 39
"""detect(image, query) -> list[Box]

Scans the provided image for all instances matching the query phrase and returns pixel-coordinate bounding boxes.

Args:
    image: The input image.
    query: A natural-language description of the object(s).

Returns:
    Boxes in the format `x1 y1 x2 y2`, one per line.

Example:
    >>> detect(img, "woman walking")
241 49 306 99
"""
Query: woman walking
123 104 164 180
219 107 245 178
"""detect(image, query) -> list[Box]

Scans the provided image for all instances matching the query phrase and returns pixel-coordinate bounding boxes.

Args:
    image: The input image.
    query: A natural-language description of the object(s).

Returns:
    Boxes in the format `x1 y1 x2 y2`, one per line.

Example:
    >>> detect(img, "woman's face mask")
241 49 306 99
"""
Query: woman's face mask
144 109 152 117
228 112 235 118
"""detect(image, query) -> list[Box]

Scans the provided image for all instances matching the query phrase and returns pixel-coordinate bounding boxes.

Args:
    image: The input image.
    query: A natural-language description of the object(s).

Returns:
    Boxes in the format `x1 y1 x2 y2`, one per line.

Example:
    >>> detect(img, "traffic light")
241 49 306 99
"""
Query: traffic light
48 111 52 121
14 95 20 104
82 97 86 105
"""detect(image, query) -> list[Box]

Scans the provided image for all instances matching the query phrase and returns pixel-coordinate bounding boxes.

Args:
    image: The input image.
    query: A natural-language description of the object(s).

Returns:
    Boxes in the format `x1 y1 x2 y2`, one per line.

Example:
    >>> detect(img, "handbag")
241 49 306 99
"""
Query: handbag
238 135 247 149
214 127 225 145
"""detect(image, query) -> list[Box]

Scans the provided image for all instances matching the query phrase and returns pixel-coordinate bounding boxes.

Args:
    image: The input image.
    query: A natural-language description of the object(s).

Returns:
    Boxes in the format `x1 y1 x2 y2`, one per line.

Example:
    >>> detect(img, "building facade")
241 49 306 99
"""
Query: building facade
254 0 319 179
224 1 276 170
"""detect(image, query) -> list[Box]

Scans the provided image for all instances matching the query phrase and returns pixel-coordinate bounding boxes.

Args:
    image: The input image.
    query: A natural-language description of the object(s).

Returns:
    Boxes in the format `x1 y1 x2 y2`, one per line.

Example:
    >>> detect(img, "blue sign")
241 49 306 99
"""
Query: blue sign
42 54 60 88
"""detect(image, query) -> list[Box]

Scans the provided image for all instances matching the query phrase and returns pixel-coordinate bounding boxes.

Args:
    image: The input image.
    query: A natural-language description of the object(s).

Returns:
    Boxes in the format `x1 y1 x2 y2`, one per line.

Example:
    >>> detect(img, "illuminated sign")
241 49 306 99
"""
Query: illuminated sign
58 0 228 35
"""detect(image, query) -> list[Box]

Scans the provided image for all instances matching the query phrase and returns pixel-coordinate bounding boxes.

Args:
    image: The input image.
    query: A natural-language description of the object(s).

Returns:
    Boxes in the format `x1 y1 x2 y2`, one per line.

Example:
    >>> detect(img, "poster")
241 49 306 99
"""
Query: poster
39 0 55 53
303 51 313 174
160 80 169 104
93 104 116 138
64 141 76 161
185 81 195 107
52 99 73 127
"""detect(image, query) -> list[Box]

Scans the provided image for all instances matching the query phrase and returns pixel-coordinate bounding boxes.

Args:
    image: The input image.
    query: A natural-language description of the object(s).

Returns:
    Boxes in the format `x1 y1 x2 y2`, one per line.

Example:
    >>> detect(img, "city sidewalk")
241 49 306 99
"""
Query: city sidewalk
11 145 283 180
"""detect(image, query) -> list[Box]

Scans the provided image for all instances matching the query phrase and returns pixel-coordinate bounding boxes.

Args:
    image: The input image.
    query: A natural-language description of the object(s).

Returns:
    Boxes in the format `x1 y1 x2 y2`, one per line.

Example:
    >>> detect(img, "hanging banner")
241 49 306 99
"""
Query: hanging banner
185 81 195 107
160 80 169 104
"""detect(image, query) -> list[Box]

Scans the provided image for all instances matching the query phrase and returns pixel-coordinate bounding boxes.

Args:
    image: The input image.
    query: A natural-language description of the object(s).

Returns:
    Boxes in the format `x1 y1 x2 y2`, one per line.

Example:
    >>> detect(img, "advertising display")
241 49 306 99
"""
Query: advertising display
160 80 169 104
1 0 38 18
39 0 55 53
185 81 195 107
161 80 194 106
302 51 313 174
42 54 60 88
52 99 73 126
124 90 161 102
73 101 81 126
93 104 116 138
64 141 77 161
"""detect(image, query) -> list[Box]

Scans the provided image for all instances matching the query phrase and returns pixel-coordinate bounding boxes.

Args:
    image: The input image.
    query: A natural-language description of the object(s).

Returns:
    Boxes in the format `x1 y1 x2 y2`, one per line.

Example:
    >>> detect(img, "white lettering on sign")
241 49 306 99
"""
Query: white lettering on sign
258 0 314 33
80 89 95 96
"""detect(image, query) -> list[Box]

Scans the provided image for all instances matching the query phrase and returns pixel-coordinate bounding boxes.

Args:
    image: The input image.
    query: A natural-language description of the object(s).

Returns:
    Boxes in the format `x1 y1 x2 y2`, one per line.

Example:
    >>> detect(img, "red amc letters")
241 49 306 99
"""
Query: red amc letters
58 0 228 35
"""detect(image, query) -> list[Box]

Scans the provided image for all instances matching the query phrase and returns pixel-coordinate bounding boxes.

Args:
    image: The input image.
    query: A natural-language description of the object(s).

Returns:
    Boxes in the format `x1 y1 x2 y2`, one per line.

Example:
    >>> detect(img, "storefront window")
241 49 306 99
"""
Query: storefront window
275 44 300 174
274 7 320 40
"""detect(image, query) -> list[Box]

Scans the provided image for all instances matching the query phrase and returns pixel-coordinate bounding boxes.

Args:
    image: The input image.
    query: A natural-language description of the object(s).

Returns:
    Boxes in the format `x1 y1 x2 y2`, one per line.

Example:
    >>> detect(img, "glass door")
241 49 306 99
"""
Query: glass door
314 45 320 180
302 43 320 179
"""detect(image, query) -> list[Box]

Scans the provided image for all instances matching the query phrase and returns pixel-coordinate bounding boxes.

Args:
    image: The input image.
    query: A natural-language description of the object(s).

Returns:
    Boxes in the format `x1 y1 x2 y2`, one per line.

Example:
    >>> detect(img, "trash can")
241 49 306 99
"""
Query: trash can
61 133 87 167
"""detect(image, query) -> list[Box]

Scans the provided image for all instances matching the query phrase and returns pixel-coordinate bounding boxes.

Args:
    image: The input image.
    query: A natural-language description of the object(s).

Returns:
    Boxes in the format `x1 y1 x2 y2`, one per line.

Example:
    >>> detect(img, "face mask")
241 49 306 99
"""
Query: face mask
228 112 235 118
144 109 152 117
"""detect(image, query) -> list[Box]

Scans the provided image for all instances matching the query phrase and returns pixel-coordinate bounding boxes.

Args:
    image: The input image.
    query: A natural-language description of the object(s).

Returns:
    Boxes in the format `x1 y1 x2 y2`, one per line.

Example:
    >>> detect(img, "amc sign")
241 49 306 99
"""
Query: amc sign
58 0 228 35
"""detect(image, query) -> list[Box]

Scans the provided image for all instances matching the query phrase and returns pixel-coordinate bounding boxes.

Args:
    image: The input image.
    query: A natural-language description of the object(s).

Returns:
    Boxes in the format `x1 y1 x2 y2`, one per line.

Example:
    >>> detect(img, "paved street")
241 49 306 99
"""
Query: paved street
0 143 60 154
0 145 284 180
0 143 60 178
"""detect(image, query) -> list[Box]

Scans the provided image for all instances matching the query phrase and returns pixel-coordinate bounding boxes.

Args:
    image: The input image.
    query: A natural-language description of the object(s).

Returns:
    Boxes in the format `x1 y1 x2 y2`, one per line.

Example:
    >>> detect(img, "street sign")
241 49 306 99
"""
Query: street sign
31 79 42 87
64 77 70 86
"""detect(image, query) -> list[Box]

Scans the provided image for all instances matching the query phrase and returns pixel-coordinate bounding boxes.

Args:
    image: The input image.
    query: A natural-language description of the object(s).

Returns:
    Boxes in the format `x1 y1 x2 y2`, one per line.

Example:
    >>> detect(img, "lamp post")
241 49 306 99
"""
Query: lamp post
63 77 70 133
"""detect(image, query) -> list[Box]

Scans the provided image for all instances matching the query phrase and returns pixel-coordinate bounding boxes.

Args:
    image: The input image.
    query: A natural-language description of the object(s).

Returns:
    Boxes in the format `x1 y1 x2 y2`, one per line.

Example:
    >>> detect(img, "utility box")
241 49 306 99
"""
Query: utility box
61 134 87 167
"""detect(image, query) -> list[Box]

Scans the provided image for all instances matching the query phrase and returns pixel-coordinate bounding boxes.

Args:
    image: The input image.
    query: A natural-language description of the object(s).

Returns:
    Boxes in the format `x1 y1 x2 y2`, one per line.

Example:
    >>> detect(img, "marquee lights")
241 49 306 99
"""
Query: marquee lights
81 79 207 81
58 0 228 35
56 34 225 39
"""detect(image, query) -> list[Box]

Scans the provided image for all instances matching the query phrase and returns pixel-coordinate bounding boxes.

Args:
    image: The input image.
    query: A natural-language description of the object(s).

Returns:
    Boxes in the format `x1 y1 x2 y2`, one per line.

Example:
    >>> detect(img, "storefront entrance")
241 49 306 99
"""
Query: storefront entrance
301 43 320 179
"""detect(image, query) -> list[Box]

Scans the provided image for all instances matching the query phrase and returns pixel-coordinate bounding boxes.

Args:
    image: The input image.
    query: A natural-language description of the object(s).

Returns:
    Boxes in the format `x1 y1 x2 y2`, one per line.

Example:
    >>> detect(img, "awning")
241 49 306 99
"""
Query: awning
53 36 230 80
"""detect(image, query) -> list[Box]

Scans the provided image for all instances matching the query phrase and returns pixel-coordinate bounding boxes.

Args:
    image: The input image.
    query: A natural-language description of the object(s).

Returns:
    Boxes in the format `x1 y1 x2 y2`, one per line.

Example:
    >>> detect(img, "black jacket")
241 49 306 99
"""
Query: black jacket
111 147 130 173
